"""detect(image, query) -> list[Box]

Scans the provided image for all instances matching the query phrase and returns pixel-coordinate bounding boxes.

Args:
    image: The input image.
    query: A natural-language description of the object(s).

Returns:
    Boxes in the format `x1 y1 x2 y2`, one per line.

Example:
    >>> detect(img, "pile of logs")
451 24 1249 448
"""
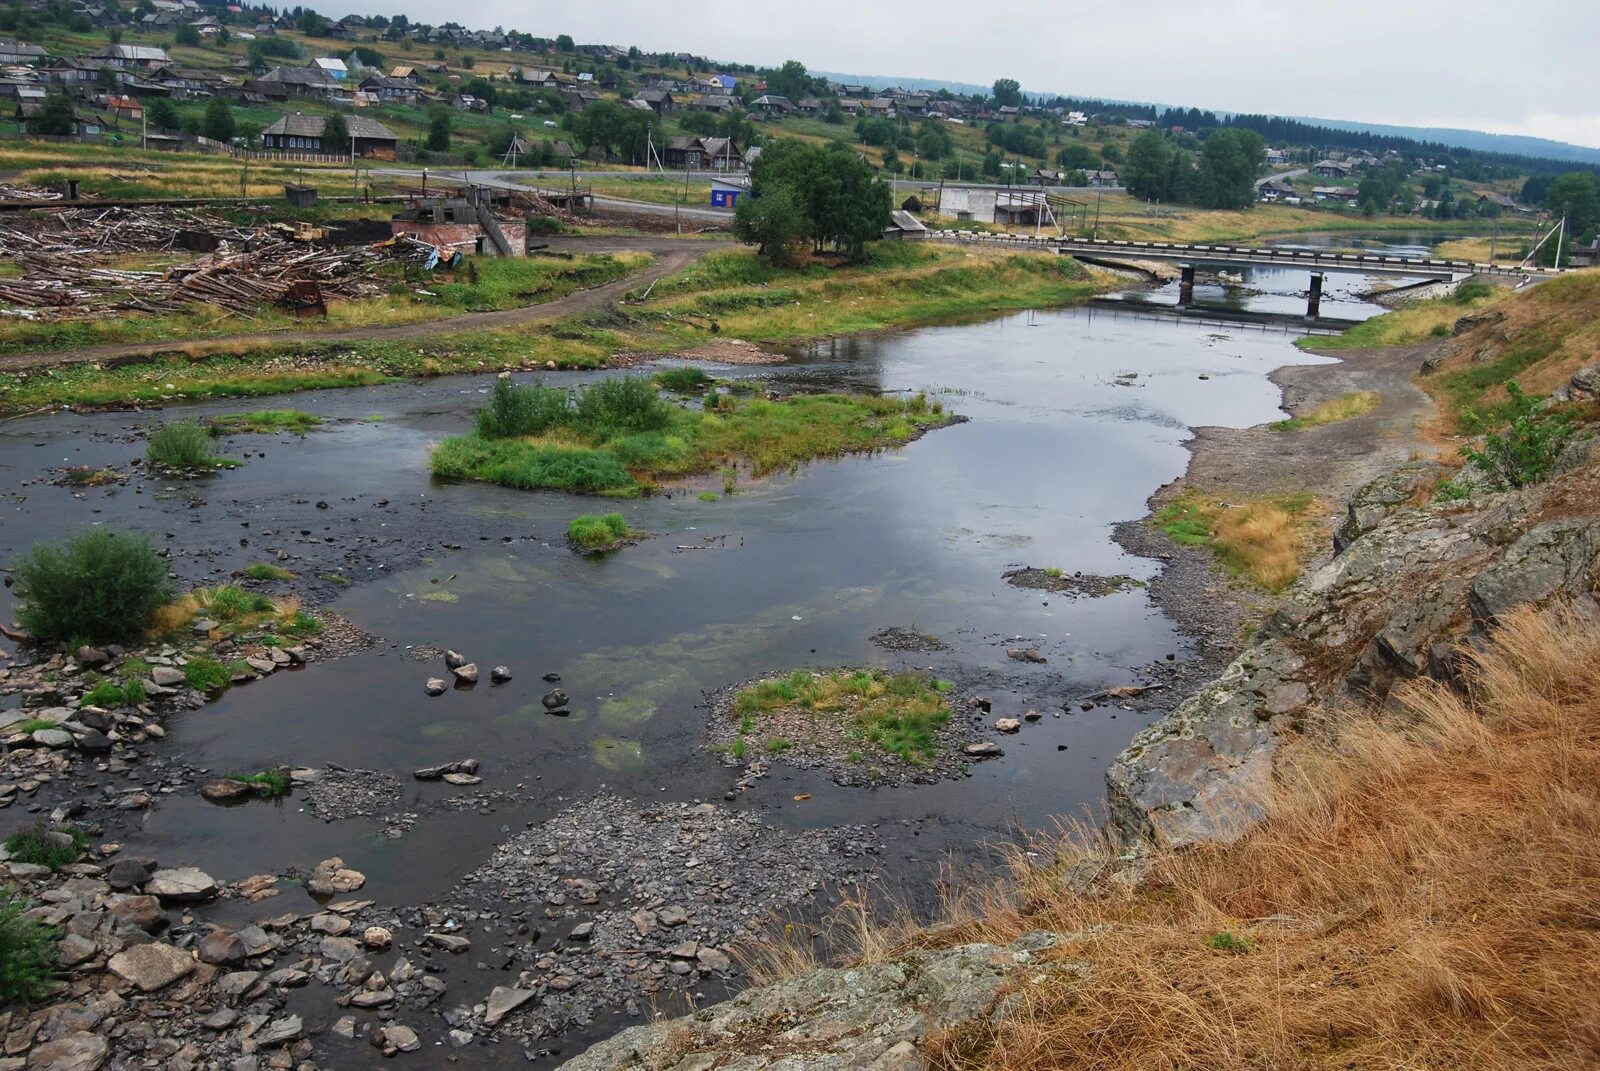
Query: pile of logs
0 207 433 319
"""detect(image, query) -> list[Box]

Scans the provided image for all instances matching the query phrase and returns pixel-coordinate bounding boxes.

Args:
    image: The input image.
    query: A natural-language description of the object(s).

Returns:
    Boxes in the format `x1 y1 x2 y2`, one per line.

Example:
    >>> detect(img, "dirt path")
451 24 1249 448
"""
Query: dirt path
0 236 733 373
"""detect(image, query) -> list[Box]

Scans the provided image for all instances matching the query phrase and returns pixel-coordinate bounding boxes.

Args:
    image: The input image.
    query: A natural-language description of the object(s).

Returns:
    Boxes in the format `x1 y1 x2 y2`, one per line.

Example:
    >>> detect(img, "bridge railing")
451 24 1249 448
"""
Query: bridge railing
924 231 1560 276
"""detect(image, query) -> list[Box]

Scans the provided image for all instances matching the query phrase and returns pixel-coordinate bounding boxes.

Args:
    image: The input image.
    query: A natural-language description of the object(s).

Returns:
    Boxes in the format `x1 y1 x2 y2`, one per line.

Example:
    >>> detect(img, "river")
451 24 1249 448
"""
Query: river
0 255 1392 1066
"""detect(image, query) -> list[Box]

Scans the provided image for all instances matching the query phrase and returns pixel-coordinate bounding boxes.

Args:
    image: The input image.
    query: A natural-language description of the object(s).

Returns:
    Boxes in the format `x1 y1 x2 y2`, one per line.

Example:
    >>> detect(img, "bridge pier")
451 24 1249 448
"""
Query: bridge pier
1307 273 1324 319
1178 263 1194 307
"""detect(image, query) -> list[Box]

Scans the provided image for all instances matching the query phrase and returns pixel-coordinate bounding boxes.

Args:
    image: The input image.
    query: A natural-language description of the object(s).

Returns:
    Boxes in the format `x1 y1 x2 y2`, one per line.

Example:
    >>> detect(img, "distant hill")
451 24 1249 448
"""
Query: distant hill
1291 118 1600 164
815 70 1600 164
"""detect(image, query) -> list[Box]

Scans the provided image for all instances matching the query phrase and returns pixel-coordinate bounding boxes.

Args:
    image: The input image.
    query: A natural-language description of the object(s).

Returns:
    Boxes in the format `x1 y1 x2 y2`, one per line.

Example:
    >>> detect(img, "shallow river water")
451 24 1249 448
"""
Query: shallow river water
0 266 1369 1064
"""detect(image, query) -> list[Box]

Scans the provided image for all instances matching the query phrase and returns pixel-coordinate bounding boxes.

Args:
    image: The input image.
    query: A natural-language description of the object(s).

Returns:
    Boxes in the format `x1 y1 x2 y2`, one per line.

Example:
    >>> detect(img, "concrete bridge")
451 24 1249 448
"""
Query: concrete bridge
929 231 1560 317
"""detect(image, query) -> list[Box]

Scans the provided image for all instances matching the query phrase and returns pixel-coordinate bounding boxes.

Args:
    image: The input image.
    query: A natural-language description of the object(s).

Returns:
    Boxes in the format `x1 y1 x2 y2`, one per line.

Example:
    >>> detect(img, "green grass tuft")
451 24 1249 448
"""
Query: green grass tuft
147 420 236 470
3 822 85 870
243 563 296 581
227 769 291 798
208 409 325 436
568 512 634 550
0 890 58 1004
183 657 233 692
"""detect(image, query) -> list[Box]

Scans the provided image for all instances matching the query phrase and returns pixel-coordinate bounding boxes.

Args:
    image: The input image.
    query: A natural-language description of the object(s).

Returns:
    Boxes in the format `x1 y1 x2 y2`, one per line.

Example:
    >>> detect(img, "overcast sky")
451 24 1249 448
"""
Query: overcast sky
337 0 1600 147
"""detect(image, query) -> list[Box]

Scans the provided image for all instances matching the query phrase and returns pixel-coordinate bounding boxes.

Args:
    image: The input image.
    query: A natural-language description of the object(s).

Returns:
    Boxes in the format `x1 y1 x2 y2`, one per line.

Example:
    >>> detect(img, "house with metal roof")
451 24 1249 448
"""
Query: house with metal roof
262 113 398 158
87 44 171 69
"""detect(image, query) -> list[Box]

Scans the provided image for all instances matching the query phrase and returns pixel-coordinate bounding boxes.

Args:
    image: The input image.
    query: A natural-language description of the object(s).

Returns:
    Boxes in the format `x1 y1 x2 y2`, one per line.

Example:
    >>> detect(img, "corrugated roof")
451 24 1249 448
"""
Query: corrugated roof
262 113 397 140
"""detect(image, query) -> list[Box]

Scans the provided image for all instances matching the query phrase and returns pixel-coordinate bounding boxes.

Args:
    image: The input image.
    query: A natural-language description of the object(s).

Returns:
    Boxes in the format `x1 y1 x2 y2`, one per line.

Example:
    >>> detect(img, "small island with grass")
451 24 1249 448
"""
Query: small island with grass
567 513 645 554
431 375 959 496
708 668 962 786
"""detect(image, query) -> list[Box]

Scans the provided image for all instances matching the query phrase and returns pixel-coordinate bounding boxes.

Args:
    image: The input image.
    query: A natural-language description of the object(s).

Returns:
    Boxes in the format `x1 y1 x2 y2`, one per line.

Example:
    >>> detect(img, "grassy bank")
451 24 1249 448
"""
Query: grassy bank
0 253 646 356
431 376 956 495
827 606 1600 1071
0 244 1109 413
1155 491 1320 591
1270 390 1380 431
1305 279 1507 352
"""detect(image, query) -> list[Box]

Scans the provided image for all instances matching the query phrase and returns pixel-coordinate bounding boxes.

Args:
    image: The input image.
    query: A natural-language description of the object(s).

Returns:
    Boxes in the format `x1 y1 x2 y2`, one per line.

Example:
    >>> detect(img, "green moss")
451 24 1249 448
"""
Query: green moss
226 769 290 797
208 409 325 436
242 563 296 581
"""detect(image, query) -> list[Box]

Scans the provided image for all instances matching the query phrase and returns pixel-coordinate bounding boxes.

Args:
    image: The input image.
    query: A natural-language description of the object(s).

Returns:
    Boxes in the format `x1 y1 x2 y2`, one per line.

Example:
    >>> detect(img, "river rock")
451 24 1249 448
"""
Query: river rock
146 867 218 902
105 893 166 933
361 926 393 950
484 985 537 1026
256 1015 302 1046
426 932 470 953
541 688 568 710
963 741 1003 757
451 663 479 684
149 666 185 687
414 759 480 780
31 728 74 748
74 645 109 668
108 941 195 991
198 928 249 966
307 858 366 896
26 1032 109 1071
372 1024 420 1054
425 677 447 696
994 718 1021 733
105 857 155 891
491 665 513 683
202 780 251 802
1333 460 1445 554
696 946 732 972
444 650 468 669
1006 647 1047 663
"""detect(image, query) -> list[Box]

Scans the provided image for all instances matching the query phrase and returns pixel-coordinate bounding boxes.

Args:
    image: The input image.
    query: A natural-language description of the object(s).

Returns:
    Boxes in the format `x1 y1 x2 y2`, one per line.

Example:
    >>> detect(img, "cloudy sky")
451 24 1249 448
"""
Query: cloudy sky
338 0 1600 147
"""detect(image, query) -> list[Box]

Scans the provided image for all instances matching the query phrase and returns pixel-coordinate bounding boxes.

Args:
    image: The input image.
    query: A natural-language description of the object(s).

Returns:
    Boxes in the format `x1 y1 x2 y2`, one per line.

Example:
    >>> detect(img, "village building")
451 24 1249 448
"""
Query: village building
261 113 398 158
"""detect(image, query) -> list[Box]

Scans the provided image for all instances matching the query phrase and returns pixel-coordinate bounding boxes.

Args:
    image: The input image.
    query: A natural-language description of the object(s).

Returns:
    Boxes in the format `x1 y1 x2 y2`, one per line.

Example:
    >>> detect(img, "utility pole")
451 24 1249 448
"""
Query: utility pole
1489 219 1499 265
1093 189 1101 240
351 133 358 202
1555 211 1567 267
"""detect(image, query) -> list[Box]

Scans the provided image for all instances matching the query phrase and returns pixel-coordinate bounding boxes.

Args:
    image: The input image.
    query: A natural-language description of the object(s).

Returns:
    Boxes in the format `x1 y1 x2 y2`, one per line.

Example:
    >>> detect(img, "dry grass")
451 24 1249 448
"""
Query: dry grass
1271 390 1381 431
1155 492 1320 592
814 605 1600 1071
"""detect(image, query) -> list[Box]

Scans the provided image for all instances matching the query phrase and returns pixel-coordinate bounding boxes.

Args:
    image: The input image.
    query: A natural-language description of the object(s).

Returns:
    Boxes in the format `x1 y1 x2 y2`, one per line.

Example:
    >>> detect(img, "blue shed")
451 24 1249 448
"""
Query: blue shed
710 178 746 209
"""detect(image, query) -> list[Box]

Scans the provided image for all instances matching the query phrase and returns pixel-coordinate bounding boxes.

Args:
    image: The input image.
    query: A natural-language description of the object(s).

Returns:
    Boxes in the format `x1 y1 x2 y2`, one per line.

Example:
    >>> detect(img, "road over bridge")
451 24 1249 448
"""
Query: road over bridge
930 231 1560 316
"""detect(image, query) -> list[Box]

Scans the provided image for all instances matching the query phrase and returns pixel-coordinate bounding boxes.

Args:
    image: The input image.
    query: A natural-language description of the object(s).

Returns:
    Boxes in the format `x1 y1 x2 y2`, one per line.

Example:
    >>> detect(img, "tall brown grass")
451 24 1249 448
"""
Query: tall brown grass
772 605 1600 1070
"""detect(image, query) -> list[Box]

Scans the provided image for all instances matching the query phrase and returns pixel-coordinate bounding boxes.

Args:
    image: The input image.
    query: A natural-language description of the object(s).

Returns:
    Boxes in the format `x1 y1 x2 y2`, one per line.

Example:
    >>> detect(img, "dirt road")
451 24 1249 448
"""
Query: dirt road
0 236 732 373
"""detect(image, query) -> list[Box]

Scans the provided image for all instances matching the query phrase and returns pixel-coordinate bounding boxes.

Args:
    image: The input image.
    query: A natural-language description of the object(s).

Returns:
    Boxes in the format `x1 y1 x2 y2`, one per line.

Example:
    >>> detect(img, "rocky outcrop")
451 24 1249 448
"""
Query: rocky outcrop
558 932 1072 1071
1332 459 1444 553
1108 462 1600 849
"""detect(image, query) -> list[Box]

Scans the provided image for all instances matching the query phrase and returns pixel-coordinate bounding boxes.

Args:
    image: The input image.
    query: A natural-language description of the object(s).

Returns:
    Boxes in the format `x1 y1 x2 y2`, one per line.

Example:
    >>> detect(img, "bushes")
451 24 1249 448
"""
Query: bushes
574 376 672 434
183 657 232 692
147 420 228 470
1459 381 1575 489
652 366 713 392
432 436 638 494
3 822 85 870
12 530 175 645
475 379 571 438
568 513 633 549
0 890 57 1005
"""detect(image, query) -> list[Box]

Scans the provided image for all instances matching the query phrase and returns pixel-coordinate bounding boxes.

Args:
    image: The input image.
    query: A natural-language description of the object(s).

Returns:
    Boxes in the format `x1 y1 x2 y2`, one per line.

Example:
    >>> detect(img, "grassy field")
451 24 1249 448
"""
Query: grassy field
582 177 716 206
0 252 645 355
0 243 1115 412
431 375 957 495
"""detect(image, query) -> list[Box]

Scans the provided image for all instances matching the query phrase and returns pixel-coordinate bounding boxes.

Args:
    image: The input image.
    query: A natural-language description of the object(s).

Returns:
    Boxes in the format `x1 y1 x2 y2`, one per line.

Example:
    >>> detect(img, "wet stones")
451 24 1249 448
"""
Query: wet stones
994 718 1022 733
306 857 366 896
361 926 393 950
541 688 569 711
451 663 479 685
197 928 249 966
484 985 537 1027
1006 647 1047 664
202 780 251 803
491 665 513 683
424 677 447 696
145 867 218 903
25 1032 108 1071
444 650 468 670
425 931 471 953
371 1024 420 1055
107 941 196 992
413 759 480 781
963 741 1004 758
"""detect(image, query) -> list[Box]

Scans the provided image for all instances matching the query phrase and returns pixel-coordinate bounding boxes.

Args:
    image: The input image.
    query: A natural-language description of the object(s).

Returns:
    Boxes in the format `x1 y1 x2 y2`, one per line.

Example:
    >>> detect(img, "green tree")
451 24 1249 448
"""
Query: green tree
991 77 1022 108
201 97 235 142
1545 171 1600 236
1122 130 1173 200
174 23 200 46
981 148 1001 178
95 65 117 90
1057 142 1098 170
554 33 574 51
426 107 452 151
767 59 811 101
32 92 76 136
1193 128 1263 209
749 140 892 259
147 97 179 130
1100 142 1122 165
296 9 327 35
321 110 349 153
733 184 807 265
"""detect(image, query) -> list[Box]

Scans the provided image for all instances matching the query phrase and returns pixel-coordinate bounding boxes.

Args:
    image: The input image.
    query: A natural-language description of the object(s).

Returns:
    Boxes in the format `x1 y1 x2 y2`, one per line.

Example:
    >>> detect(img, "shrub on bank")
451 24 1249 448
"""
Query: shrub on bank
146 420 225 469
12 529 175 645
0 890 58 1005
3 822 85 870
